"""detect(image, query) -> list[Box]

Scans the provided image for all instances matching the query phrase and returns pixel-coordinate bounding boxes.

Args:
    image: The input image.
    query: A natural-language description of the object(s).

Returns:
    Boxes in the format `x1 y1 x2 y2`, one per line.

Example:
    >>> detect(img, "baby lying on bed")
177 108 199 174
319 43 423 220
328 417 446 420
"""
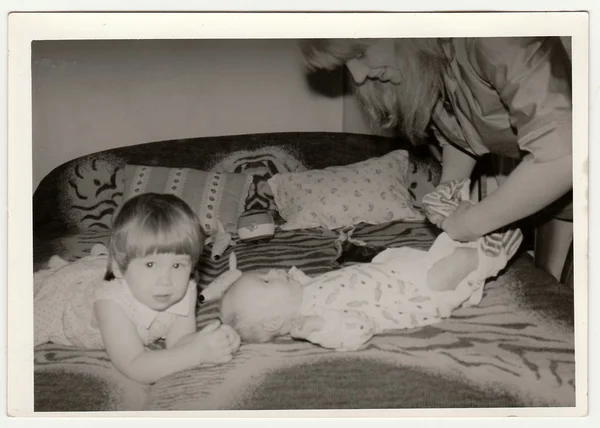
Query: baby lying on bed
202 178 523 351
214 228 522 351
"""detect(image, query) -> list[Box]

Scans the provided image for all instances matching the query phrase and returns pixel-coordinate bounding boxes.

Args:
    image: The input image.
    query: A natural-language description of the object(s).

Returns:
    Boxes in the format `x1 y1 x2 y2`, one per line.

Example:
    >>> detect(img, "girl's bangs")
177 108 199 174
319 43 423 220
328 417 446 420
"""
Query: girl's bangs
125 218 200 262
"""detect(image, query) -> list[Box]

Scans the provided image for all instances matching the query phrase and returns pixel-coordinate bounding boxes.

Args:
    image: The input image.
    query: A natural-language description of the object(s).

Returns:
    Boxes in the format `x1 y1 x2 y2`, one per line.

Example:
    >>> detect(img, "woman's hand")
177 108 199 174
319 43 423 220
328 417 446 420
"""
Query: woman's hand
422 179 471 227
440 201 481 242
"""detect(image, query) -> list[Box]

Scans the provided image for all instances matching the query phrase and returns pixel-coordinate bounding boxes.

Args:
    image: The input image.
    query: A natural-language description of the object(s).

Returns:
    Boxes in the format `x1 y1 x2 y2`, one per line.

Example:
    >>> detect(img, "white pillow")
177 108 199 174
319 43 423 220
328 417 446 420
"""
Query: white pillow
267 150 425 231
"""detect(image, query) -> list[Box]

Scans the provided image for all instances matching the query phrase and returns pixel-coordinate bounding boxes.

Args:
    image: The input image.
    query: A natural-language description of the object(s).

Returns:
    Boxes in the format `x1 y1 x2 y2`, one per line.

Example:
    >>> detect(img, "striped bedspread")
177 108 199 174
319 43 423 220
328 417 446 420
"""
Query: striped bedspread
33 220 576 412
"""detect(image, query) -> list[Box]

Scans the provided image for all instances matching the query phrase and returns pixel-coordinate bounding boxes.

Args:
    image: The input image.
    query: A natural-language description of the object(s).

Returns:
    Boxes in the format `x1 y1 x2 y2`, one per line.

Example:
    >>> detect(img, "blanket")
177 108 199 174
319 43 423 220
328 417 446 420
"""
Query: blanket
33 220 575 411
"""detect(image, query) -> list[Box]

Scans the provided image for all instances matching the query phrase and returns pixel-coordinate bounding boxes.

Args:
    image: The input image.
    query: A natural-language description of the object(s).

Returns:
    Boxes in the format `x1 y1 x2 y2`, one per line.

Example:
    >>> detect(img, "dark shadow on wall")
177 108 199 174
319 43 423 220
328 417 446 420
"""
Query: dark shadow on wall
304 67 351 98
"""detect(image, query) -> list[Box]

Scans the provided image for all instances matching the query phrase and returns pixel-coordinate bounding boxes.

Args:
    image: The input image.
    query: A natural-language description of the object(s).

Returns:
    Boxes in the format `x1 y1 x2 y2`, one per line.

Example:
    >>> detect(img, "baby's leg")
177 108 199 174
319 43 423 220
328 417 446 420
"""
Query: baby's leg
427 247 478 291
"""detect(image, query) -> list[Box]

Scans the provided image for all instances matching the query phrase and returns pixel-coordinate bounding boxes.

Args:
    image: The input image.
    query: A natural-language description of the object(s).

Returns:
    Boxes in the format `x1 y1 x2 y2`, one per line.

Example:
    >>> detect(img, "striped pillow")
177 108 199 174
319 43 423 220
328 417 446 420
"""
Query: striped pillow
119 165 253 234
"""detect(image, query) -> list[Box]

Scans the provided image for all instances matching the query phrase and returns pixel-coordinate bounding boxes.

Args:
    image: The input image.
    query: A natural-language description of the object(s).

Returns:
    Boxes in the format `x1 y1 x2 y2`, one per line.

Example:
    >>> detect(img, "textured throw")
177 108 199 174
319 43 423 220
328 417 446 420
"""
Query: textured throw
33 221 575 411
32 132 574 412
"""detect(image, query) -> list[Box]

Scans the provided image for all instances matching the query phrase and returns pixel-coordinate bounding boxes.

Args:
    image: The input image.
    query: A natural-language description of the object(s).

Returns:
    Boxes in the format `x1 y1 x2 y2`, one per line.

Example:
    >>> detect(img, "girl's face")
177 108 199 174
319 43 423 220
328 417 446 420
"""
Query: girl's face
119 252 193 311
345 39 402 85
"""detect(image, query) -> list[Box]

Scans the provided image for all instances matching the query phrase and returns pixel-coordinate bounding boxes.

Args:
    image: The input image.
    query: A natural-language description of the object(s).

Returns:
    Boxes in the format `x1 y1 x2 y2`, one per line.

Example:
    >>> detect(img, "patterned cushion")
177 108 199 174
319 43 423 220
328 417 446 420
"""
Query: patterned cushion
45 135 441 235
268 150 425 231
57 154 125 232
205 146 308 214
120 165 253 234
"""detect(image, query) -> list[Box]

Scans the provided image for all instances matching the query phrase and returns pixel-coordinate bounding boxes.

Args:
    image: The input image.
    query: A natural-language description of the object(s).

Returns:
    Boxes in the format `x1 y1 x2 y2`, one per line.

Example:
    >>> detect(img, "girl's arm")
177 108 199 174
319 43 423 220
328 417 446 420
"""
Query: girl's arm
165 284 198 349
95 299 233 384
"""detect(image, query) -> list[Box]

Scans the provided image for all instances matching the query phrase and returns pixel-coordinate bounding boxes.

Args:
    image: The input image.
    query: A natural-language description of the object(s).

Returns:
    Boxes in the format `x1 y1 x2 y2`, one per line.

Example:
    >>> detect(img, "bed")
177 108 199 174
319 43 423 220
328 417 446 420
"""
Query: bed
32 131 576 412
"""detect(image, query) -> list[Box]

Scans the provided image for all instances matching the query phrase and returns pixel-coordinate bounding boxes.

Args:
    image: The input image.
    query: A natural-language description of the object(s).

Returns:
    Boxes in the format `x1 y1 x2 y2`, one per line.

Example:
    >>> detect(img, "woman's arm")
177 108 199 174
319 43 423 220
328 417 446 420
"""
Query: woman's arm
461 154 572 238
440 143 478 183
421 144 477 226
442 37 573 241
420 144 476 226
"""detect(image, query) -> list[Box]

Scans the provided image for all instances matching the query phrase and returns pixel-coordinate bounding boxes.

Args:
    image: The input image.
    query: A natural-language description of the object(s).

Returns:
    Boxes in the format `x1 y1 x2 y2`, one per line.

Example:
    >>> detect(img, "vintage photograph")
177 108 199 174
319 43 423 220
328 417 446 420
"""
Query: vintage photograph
9 12 586 417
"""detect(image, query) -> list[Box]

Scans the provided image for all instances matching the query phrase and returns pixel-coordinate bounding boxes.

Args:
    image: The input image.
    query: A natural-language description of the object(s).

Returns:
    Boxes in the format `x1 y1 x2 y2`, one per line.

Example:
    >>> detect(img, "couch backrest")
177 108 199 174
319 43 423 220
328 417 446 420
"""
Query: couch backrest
33 132 440 236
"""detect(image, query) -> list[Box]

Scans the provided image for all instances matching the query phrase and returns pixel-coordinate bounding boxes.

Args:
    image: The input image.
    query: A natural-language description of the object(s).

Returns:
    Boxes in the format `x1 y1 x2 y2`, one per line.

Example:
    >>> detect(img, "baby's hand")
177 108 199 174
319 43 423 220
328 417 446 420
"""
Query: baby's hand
290 315 325 339
191 321 240 365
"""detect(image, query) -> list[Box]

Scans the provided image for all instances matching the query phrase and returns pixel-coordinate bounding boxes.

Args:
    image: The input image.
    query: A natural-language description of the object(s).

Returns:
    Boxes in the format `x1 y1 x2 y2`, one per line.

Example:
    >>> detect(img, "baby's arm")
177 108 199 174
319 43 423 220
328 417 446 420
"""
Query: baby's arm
427 247 478 291
95 298 238 384
291 309 377 352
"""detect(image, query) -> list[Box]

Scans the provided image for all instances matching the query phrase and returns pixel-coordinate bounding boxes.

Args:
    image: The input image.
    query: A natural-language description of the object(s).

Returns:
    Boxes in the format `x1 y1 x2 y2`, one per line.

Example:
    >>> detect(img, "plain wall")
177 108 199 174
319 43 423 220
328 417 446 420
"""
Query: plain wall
32 36 572 192
32 39 346 191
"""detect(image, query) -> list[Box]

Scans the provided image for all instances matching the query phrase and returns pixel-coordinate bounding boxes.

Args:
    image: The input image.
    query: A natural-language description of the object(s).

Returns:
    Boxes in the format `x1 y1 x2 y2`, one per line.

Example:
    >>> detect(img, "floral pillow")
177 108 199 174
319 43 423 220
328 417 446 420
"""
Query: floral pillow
407 155 442 209
267 150 425 231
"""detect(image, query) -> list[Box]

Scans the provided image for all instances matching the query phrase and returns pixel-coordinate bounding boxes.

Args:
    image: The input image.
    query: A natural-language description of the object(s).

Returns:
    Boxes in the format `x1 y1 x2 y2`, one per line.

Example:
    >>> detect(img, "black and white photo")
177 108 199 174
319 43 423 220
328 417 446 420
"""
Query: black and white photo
6 11 589 419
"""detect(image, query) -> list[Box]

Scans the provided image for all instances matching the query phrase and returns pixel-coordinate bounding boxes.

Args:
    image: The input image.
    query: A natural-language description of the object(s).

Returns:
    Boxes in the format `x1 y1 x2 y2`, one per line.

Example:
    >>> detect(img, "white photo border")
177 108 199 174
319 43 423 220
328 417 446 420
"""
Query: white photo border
5 9 591 424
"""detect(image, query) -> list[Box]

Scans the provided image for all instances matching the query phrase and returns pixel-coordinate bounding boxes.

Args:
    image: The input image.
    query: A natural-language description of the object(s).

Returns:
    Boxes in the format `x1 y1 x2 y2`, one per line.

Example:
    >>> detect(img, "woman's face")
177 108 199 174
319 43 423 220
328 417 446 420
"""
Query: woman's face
345 39 402 85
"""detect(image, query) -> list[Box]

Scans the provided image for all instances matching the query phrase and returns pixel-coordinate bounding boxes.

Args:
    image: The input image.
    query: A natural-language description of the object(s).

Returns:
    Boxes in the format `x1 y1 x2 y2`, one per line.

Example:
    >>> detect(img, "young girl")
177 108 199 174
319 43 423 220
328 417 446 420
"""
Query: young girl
216 228 522 352
34 193 241 384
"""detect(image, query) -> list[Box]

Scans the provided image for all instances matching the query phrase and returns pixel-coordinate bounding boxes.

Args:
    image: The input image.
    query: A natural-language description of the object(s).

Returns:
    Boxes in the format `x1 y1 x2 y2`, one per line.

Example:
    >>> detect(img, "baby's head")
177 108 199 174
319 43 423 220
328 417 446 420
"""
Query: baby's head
106 193 205 281
220 269 303 343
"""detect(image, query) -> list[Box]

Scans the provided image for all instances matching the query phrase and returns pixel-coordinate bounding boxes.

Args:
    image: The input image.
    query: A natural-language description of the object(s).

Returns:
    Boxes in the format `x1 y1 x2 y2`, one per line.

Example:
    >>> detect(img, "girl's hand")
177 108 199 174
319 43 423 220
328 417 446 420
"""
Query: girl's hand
191 321 240 365
220 324 241 353
441 201 481 242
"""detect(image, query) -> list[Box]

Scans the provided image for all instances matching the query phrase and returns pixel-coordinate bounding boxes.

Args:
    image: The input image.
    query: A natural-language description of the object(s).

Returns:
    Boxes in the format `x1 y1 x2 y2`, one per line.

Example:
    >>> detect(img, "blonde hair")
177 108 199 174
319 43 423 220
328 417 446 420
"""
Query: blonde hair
106 193 204 277
219 276 281 344
298 38 374 71
299 38 448 144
